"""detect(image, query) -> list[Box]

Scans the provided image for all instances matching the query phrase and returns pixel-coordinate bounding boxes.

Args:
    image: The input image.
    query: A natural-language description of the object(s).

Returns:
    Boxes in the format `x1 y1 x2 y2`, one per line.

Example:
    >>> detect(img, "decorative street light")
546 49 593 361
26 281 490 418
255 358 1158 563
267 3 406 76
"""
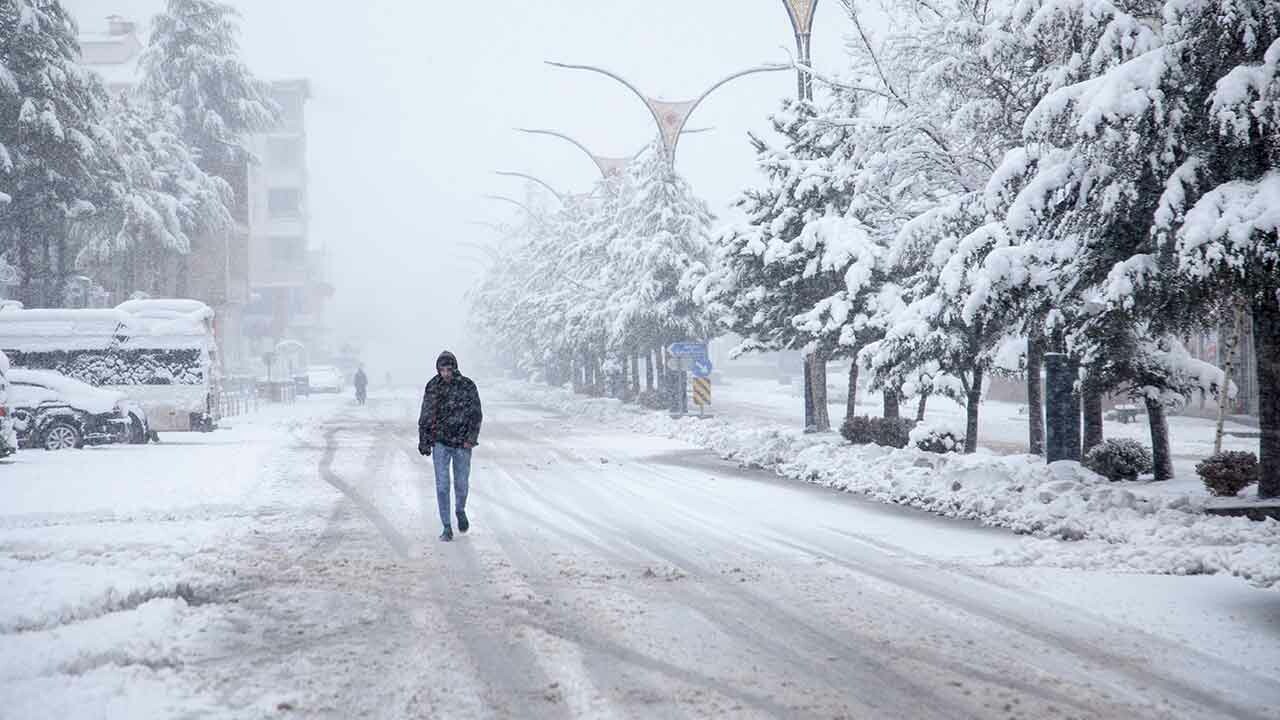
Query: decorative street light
780 0 820 100
545 61 789 169
482 193 539 218
492 170 566 203
515 128 634 179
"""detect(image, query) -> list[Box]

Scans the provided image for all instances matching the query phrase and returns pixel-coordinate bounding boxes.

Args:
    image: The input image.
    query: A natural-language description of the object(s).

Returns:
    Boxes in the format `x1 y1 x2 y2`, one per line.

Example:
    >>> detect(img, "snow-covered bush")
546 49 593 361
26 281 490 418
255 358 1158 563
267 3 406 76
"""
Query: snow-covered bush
1197 452 1260 498
635 389 665 411
840 416 914 449
910 421 966 454
1084 439 1154 482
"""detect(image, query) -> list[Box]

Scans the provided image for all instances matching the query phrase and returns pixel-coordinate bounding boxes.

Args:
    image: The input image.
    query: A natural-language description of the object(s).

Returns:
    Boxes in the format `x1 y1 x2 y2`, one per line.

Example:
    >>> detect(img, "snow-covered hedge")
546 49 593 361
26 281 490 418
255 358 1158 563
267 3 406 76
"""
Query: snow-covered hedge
499 381 1280 590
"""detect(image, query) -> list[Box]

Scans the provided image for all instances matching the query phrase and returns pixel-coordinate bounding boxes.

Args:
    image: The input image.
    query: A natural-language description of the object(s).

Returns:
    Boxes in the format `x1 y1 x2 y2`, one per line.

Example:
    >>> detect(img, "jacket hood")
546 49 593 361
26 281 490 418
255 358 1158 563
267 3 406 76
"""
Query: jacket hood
436 351 459 371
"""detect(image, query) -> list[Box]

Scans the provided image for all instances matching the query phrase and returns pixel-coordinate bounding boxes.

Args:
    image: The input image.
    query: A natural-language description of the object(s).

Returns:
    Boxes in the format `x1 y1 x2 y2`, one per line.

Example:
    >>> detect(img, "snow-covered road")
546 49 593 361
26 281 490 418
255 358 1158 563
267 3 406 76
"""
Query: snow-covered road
3 391 1279 718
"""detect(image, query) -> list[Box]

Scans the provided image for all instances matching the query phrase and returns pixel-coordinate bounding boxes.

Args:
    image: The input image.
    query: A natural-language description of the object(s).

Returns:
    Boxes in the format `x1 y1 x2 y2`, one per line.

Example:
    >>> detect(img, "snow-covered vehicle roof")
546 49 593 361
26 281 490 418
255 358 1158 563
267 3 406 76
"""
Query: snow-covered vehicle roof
0 306 210 353
7 368 127 416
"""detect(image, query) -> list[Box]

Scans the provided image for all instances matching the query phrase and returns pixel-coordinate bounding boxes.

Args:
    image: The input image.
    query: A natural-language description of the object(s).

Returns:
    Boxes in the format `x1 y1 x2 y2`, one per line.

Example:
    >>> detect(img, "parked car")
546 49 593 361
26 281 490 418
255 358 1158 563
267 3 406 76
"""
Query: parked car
0 351 17 458
7 369 151 450
306 365 345 394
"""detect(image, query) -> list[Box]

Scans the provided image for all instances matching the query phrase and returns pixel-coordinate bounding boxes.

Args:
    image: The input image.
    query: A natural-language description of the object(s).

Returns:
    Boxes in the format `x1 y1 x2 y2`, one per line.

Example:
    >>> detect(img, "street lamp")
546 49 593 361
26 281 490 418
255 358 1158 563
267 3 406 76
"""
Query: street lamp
515 128 634 179
492 170 566 203
780 0 820 100
545 61 789 169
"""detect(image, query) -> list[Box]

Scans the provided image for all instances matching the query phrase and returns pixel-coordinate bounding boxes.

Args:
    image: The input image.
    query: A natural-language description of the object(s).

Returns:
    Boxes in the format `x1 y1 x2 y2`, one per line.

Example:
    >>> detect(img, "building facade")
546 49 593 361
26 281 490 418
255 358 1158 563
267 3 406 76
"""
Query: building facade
77 14 331 376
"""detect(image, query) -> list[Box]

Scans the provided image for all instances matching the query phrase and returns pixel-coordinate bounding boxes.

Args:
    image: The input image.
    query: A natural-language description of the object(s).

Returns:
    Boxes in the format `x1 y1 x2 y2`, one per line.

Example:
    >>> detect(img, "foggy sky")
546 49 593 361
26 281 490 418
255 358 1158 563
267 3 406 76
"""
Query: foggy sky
66 0 854 382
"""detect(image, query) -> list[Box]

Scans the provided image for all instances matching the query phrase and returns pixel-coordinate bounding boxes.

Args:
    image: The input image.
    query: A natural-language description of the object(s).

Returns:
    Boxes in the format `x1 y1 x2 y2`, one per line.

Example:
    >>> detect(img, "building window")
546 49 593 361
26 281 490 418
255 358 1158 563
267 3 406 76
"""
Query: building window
267 137 303 170
271 236 304 270
268 188 302 218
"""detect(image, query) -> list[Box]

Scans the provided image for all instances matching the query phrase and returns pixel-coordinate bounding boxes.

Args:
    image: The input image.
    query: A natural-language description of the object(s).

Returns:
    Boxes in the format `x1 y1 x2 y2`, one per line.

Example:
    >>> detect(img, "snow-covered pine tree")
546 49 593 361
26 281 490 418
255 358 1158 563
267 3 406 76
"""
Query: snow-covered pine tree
606 146 715 372
998 0 1280 487
140 0 278 177
700 101 848 431
0 0 114 306
75 92 234 298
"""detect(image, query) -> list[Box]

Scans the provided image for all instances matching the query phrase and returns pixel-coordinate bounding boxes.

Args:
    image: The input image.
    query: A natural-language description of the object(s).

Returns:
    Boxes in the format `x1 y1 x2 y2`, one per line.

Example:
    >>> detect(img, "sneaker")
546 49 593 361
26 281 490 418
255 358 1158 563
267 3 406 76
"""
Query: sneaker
439 528 453 542
456 511 469 534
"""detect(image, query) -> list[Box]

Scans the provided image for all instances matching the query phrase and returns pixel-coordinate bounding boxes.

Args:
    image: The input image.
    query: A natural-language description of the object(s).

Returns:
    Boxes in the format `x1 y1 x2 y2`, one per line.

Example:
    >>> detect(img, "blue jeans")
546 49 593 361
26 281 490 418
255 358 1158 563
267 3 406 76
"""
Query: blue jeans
432 443 471 529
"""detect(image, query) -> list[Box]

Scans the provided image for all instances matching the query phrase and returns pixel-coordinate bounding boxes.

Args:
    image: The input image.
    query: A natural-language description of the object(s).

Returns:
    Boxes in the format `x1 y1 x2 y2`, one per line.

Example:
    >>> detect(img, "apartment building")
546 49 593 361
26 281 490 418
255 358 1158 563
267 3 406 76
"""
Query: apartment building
77 14 331 374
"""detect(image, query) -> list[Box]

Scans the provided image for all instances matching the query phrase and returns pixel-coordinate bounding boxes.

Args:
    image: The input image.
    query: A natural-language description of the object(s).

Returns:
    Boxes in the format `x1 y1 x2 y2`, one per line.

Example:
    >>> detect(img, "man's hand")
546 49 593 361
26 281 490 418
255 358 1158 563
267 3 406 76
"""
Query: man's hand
463 441 476 450
418 442 431 457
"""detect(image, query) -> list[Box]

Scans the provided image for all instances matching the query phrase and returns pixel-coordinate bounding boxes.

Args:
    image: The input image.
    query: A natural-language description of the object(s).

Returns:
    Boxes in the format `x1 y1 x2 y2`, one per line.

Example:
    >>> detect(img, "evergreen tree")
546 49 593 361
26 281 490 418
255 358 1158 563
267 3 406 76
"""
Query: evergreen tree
139 0 278 177
0 0 113 306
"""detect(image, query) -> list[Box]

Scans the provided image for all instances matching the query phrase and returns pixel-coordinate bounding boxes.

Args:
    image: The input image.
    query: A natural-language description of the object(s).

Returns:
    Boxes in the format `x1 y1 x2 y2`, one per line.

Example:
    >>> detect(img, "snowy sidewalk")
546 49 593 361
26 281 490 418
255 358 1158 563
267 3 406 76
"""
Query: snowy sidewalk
499 381 1280 590
0 395 349 717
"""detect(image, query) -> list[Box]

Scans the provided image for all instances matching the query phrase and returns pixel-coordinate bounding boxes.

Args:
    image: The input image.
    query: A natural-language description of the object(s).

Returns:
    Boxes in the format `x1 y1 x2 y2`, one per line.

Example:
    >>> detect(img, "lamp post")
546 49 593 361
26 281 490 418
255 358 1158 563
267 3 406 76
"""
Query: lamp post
780 0 820 101
545 61 789 169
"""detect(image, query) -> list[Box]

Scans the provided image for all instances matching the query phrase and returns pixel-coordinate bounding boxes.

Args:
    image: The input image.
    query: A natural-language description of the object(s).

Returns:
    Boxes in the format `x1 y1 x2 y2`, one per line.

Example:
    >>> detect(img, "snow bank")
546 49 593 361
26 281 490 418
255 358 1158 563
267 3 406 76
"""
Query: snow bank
499 381 1280 589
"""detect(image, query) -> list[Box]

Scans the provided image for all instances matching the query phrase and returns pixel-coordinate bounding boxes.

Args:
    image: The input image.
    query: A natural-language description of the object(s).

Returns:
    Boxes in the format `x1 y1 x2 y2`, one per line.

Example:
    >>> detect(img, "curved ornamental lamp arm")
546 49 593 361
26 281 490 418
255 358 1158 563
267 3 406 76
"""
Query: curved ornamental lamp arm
516 128 630 178
546 61 790 166
482 194 545 226
493 171 565 203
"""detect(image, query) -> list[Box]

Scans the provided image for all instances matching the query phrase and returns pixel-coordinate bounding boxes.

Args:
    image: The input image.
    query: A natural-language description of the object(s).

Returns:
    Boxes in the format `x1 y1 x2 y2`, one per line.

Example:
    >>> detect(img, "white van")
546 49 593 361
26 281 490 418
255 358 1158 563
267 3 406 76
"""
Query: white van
0 300 220 433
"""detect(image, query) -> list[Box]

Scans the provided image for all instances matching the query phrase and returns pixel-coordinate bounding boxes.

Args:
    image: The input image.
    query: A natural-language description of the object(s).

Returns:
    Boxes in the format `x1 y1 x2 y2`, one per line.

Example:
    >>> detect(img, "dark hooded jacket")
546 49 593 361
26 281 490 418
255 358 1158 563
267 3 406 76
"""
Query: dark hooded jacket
418 352 482 449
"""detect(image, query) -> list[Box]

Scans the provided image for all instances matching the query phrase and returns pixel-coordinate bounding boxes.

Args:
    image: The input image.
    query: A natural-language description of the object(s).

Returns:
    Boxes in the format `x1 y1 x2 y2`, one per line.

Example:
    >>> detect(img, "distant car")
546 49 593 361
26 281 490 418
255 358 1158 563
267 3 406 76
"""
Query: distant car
306 365 344 394
7 369 151 451
0 351 17 458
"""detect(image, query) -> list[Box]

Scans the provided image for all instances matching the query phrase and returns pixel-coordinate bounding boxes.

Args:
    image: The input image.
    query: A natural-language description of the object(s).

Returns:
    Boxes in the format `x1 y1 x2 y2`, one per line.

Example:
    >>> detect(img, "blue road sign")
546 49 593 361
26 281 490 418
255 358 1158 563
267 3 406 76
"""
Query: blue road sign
691 358 713 378
669 341 709 359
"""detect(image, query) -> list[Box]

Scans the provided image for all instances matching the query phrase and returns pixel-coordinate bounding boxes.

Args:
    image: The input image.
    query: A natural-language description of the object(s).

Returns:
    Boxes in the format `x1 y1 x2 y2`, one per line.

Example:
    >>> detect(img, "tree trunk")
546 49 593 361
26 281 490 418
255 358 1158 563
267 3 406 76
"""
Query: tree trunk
1082 379 1105 455
916 391 930 422
1143 395 1174 482
644 351 654 392
808 353 831 431
963 369 983 453
630 353 641 400
1254 293 1280 499
845 359 860 426
883 385 901 420
803 353 816 431
1214 303 1245 455
1027 331 1045 455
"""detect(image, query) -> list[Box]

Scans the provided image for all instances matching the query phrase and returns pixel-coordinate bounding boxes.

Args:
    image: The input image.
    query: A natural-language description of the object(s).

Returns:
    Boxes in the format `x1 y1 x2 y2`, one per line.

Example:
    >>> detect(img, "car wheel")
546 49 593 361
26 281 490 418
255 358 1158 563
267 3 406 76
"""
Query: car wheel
42 422 81 451
129 415 148 444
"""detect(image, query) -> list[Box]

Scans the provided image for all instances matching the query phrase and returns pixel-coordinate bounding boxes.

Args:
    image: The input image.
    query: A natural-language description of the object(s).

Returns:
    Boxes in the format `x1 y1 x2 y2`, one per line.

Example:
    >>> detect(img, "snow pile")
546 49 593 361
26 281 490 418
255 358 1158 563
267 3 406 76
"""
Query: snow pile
499 381 1280 589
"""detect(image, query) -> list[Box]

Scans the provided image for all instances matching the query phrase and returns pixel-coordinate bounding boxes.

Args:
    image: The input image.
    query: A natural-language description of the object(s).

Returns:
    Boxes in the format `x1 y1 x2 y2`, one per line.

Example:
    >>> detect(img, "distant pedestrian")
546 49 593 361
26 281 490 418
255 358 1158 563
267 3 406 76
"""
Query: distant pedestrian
353 366 368 405
418 351 482 542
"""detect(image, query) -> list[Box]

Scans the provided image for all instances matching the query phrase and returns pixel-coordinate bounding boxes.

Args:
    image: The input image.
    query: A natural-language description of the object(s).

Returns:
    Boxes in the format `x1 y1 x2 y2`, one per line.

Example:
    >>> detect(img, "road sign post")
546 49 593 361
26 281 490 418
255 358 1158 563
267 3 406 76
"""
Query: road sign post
668 341 711 417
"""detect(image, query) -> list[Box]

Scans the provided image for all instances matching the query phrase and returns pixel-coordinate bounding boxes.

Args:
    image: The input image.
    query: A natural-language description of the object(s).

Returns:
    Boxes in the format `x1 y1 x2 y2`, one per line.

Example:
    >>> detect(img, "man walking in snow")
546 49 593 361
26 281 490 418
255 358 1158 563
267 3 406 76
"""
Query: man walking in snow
418 351 483 542
353 366 368 405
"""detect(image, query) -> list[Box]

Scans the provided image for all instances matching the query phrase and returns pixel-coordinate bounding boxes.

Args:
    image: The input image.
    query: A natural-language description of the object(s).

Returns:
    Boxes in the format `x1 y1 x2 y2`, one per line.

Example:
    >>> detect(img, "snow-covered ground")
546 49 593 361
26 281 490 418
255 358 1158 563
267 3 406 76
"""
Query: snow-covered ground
3 386 1278 718
502 378 1280 591
0 396 346 718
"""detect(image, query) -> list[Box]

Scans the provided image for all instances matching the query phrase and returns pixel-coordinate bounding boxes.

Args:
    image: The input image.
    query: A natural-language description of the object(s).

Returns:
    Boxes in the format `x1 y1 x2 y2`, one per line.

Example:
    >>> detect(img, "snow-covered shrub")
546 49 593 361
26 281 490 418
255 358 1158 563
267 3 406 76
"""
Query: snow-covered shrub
1083 439 1154 482
840 416 914 449
1197 452 1259 498
909 421 965 454
635 389 665 410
